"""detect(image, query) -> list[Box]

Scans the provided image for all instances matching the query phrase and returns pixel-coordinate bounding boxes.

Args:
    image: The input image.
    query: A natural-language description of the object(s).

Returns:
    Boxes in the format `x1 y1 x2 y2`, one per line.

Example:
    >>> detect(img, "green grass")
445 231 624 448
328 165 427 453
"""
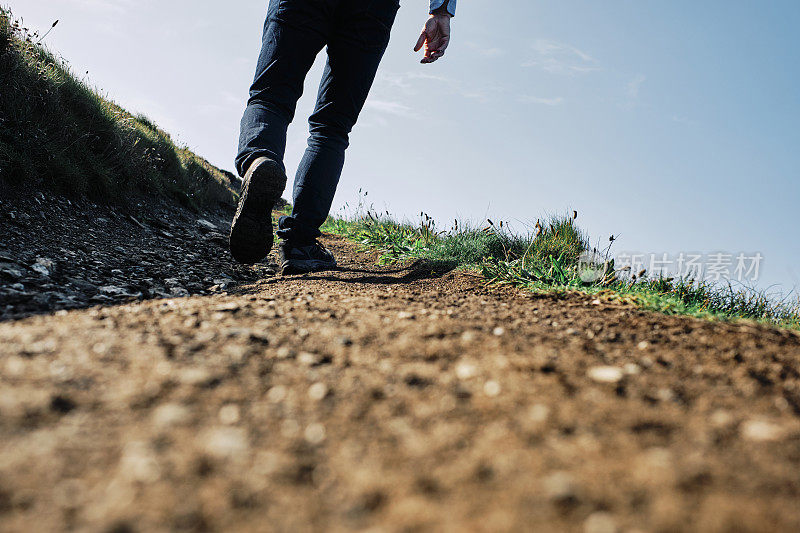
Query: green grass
321 198 800 331
324 212 585 268
0 8 237 209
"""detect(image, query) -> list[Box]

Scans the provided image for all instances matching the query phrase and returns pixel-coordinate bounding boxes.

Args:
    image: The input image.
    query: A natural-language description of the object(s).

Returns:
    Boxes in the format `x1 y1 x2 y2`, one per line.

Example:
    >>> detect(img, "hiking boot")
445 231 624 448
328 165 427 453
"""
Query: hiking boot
279 240 337 274
229 157 287 264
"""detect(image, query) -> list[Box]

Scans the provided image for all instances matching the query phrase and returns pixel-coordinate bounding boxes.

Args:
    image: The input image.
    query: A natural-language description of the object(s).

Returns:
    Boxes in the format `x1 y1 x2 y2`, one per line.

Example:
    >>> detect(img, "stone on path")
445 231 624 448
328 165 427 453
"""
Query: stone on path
740 419 786 442
587 366 624 383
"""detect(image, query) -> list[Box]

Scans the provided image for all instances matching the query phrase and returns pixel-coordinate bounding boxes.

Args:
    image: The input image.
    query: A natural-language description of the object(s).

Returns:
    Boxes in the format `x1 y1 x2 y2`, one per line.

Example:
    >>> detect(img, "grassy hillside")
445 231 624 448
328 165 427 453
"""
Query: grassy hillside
0 8 237 209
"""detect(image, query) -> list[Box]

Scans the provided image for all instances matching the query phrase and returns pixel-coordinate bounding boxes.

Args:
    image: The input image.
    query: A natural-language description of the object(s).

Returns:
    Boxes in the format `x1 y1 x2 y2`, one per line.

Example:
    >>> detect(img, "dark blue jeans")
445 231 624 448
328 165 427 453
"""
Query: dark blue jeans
236 0 399 244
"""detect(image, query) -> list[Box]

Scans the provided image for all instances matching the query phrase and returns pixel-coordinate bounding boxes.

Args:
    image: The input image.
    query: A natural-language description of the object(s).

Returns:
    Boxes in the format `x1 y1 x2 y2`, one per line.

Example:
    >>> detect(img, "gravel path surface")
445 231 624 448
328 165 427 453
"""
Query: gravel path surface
1 191 800 532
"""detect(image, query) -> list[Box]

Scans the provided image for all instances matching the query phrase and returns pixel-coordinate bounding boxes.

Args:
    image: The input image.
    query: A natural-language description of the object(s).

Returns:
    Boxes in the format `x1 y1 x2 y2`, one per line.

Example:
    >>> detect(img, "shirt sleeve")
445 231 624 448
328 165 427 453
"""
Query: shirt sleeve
429 0 456 16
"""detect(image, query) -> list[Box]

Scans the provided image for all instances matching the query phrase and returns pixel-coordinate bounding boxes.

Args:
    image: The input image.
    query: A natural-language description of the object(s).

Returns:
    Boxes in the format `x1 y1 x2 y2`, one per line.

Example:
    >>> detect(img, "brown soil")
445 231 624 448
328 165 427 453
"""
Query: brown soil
1 190 800 532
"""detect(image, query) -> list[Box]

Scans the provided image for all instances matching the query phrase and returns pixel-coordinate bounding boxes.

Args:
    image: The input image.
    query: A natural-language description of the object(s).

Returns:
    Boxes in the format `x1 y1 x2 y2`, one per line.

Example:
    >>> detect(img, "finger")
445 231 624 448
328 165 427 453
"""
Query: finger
414 30 426 52
426 45 445 58
427 37 449 52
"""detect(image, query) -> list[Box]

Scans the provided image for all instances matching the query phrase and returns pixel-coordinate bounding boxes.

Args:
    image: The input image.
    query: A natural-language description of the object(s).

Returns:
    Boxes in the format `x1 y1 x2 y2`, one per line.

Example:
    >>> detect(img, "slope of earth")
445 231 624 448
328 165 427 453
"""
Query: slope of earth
0 188 268 321
1 193 800 532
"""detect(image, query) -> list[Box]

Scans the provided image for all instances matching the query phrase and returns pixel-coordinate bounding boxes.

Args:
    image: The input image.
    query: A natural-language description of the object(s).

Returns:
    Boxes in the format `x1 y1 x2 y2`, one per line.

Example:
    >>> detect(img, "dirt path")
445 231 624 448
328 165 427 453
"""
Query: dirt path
2 194 800 532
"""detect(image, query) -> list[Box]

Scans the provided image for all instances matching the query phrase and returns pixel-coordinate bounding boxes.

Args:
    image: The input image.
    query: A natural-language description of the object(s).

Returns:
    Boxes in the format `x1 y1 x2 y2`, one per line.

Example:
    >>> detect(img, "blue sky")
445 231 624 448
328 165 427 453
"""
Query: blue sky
16 0 800 293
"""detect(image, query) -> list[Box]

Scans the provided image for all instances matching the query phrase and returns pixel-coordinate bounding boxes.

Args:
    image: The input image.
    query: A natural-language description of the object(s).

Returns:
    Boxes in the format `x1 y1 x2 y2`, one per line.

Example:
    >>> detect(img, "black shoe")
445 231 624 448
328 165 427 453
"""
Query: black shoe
229 157 287 264
279 240 337 274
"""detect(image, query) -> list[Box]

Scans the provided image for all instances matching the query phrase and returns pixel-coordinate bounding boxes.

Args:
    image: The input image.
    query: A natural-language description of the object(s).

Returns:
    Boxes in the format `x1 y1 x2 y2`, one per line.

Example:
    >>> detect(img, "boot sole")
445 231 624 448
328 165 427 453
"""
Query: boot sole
229 158 286 264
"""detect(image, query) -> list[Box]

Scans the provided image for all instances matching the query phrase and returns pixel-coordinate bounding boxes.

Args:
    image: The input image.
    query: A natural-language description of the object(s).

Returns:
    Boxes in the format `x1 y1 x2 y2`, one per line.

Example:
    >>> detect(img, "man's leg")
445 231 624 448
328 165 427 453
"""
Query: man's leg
231 0 332 264
235 1 333 176
277 0 400 245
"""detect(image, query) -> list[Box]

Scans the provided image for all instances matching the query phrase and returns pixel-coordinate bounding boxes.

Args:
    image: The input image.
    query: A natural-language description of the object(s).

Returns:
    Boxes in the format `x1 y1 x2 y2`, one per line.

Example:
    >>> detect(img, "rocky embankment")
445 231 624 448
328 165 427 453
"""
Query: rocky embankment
0 189 269 321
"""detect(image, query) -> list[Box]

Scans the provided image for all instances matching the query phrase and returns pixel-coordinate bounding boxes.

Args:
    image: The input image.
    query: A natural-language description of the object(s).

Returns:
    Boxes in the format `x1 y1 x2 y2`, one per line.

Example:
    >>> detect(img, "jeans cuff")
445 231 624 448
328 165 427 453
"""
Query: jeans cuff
277 215 322 244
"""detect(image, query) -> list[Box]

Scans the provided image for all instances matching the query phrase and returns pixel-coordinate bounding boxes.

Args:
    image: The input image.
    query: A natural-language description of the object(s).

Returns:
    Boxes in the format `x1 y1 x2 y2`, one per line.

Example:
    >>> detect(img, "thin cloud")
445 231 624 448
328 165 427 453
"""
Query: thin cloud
365 99 419 119
376 71 448 93
627 74 646 98
464 41 506 58
479 47 505 58
374 70 504 102
671 115 698 126
523 39 599 75
519 95 565 106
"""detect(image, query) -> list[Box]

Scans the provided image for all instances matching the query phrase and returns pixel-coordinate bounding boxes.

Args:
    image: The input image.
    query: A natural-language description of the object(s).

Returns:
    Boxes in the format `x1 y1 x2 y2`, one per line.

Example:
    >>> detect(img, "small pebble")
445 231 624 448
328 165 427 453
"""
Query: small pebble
4 356 25 377
203 427 248 458
219 404 241 425
152 403 192 428
710 410 733 428
92 343 109 355
276 346 294 359
308 382 328 401
741 419 785 442
267 385 287 403
223 345 247 362
528 404 550 423
542 471 576 501
455 361 477 380
624 363 641 375
178 368 212 386
119 441 160 483
587 366 624 383
214 302 240 312
637 341 650 350
492 327 505 336
656 388 674 402
33 257 54 276
484 380 501 397
26 339 57 354
298 352 319 365
304 423 326 445
583 512 618 533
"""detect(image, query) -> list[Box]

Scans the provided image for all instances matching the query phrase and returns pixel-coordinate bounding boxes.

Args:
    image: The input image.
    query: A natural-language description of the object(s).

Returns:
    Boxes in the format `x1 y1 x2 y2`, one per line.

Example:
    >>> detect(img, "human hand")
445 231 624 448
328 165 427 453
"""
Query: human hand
413 13 451 64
